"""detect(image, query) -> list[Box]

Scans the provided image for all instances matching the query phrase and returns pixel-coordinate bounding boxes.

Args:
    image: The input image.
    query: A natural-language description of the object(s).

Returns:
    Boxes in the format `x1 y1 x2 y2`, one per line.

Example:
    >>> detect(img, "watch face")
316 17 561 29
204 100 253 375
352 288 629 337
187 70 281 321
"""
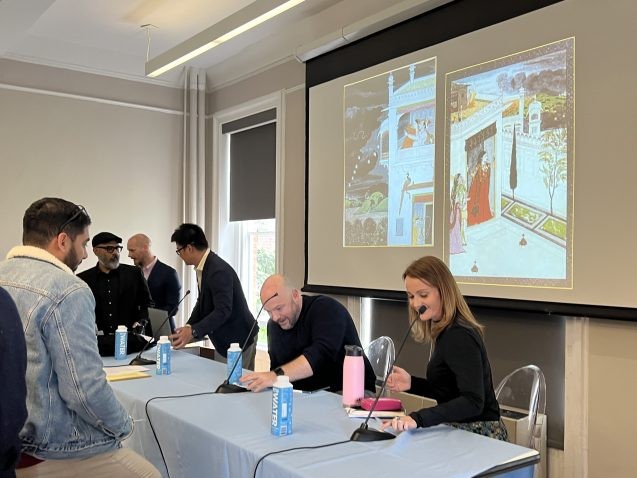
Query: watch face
275 367 284 376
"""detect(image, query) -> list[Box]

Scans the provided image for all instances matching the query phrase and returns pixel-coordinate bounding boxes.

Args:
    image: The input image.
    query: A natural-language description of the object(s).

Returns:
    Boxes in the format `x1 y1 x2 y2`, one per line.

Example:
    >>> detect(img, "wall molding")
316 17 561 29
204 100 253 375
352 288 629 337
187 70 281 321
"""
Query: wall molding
0 82 182 116
3 53 180 89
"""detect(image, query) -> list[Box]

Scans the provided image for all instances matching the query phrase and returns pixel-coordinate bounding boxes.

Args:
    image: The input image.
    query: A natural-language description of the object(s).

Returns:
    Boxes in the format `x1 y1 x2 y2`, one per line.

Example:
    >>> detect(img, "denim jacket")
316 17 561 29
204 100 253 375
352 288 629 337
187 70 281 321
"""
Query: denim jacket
0 246 133 460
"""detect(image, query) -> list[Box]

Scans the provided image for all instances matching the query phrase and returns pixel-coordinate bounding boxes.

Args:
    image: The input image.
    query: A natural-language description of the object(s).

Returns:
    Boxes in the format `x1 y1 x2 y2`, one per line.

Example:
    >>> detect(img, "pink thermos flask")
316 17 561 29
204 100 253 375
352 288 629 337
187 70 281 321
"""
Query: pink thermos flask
342 345 364 406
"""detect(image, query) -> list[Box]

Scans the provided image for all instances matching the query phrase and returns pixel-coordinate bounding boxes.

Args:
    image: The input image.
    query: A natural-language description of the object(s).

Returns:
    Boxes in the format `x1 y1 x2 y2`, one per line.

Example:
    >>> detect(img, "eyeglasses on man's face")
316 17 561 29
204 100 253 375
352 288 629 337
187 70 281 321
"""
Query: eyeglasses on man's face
57 204 88 236
176 245 188 256
95 245 123 254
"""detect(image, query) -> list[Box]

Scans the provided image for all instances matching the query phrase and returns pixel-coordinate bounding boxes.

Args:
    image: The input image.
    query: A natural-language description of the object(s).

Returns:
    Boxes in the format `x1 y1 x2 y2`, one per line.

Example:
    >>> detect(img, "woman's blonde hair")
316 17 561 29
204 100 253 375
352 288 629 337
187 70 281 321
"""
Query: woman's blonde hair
402 255 483 343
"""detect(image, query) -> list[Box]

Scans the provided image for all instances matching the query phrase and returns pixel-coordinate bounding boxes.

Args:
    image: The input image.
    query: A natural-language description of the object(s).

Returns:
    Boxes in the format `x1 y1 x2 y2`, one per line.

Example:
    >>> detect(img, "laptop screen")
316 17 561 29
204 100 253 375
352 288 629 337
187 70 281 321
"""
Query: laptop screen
148 307 174 338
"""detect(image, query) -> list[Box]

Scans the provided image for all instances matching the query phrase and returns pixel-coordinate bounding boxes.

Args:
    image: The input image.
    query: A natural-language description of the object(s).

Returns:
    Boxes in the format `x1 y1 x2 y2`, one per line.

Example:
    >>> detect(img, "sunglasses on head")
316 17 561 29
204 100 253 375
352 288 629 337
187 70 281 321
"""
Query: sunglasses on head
57 204 88 236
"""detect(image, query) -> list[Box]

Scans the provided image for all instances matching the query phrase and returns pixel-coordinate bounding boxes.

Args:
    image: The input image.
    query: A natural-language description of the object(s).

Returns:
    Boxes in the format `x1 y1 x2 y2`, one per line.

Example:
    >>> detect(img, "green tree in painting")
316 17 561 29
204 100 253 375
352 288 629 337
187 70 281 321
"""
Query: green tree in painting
538 128 567 215
509 125 518 200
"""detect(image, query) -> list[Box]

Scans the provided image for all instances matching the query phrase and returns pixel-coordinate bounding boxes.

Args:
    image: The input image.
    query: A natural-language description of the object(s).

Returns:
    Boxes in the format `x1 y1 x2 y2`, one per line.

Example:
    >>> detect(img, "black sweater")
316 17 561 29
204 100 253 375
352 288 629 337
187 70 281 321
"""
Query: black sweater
268 295 375 392
408 321 501 427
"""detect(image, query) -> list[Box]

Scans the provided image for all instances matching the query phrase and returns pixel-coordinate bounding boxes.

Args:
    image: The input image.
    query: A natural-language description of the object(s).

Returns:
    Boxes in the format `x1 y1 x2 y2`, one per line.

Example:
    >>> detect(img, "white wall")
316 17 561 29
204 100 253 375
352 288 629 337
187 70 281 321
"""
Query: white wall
0 60 185 305
588 320 637 478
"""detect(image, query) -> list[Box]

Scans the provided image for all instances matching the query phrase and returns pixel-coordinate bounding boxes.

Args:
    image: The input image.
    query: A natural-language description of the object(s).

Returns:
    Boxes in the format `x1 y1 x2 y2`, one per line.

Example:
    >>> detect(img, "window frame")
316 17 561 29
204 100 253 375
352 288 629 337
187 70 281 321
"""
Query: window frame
211 91 284 310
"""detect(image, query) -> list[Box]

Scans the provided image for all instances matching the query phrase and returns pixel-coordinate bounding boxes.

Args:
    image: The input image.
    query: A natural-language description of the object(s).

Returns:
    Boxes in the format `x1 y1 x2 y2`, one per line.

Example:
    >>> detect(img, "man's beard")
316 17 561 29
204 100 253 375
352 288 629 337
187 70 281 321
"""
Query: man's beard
101 256 120 270
64 247 81 272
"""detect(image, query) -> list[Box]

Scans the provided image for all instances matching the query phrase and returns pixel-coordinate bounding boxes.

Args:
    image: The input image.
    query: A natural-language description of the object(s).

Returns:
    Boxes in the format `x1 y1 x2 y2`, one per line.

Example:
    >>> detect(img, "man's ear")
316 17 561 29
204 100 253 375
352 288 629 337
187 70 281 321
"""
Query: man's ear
46 232 69 262
55 232 69 252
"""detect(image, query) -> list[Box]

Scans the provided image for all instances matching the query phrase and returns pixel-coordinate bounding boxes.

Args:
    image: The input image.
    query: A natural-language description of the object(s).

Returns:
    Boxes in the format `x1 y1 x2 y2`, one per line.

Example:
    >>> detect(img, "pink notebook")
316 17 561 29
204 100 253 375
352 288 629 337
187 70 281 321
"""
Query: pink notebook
360 397 402 411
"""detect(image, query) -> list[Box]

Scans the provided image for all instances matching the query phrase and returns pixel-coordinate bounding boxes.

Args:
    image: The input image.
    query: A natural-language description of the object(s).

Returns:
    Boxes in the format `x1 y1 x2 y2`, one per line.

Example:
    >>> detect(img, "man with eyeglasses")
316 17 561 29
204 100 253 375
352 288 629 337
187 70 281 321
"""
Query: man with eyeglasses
169 223 259 370
78 232 152 335
0 198 159 477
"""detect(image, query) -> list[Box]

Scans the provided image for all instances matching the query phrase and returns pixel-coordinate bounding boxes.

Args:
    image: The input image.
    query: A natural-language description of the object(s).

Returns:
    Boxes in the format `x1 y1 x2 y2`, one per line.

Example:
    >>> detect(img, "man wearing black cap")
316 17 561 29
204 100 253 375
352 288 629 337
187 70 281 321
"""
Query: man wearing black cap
78 232 152 334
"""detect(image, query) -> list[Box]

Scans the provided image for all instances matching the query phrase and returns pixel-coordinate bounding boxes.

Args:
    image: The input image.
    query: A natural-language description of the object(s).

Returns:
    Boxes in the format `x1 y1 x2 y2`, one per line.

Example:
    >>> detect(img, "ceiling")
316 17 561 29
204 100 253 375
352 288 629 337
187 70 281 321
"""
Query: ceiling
0 0 394 89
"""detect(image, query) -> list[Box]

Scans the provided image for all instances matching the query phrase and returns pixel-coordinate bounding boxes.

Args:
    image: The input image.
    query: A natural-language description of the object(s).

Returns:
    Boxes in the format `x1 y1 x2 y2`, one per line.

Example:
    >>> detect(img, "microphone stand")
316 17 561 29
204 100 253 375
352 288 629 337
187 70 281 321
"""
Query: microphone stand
215 292 278 394
129 290 191 366
350 305 425 442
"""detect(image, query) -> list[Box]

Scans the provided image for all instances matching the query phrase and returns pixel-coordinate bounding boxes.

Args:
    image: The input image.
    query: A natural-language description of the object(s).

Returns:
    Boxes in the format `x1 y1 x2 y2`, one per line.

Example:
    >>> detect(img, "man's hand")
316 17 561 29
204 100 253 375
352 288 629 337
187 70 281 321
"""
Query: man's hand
240 371 278 392
169 325 193 349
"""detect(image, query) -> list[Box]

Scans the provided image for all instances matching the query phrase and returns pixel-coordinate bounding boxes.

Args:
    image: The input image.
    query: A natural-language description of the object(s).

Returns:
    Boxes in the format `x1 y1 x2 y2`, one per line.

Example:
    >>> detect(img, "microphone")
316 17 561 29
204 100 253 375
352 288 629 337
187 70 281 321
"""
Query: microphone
129 290 191 366
350 304 427 442
215 292 279 394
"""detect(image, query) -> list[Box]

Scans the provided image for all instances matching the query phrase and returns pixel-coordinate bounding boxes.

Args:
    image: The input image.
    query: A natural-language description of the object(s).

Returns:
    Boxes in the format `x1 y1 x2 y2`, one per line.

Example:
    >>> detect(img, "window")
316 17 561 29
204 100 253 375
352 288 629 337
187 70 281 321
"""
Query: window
212 93 283 350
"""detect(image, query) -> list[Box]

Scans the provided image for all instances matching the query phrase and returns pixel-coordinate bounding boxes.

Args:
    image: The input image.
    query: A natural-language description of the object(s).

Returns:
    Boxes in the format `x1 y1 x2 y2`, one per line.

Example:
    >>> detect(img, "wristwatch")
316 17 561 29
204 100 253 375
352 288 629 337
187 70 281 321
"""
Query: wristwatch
273 367 285 376
188 325 199 340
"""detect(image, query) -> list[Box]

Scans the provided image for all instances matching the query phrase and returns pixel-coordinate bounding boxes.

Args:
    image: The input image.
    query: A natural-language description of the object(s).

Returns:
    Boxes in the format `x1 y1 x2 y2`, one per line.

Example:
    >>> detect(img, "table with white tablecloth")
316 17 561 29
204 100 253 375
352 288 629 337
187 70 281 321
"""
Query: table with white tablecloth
104 351 538 478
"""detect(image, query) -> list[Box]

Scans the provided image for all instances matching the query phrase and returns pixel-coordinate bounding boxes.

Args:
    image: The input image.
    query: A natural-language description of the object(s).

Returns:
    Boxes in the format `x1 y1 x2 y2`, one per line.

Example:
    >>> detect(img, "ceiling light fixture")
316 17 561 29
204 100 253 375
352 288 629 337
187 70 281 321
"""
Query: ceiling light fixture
146 0 306 78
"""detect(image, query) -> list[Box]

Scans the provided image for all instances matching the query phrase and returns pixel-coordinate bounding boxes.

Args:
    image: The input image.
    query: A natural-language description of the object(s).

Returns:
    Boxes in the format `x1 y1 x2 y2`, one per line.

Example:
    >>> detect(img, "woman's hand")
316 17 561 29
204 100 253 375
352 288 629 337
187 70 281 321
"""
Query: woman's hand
380 414 417 433
386 365 411 392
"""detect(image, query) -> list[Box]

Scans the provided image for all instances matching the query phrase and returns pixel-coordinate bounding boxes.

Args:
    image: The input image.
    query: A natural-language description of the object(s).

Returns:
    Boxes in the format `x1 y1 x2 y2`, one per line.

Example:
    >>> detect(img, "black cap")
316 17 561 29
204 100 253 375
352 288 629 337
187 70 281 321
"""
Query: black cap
92 232 122 247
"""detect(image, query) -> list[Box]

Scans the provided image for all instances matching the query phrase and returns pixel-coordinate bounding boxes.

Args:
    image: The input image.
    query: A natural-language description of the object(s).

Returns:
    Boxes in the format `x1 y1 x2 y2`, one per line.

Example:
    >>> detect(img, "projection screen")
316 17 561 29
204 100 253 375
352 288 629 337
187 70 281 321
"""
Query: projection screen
305 0 637 318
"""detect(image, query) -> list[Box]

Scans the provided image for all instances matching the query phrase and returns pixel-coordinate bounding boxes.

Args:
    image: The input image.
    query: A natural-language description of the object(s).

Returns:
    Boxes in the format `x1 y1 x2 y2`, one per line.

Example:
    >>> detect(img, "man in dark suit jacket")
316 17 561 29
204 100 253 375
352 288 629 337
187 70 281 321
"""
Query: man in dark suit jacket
127 233 181 331
78 232 152 334
0 287 27 478
169 223 259 370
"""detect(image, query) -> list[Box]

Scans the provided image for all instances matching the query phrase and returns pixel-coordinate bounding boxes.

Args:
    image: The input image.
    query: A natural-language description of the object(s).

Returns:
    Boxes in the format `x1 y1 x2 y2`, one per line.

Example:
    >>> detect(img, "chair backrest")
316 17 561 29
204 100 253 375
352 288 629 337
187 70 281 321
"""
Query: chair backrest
495 364 546 450
365 336 395 395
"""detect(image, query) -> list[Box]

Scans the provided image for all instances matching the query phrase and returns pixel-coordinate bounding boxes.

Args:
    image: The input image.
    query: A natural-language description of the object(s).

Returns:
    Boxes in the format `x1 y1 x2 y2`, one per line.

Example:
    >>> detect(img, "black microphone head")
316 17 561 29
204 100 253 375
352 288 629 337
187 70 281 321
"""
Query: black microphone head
418 305 427 315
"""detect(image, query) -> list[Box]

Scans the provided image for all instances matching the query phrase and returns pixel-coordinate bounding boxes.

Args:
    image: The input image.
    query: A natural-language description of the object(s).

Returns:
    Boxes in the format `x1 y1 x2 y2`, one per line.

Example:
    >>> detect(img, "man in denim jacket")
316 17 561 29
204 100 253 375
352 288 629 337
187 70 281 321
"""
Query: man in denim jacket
0 198 159 477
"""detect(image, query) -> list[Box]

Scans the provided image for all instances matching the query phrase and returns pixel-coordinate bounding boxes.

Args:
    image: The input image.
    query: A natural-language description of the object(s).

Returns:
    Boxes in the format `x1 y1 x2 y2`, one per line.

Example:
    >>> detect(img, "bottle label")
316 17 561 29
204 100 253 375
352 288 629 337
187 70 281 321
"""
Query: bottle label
227 350 242 385
271 386 293 436
156 343 171 375
114 331 127 360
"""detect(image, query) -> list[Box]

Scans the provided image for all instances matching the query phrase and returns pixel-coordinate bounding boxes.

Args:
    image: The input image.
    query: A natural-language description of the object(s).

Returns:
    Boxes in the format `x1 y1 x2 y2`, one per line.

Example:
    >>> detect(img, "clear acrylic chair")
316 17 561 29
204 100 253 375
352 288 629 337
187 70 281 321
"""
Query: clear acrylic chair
365 336 395 396
495 364 546 451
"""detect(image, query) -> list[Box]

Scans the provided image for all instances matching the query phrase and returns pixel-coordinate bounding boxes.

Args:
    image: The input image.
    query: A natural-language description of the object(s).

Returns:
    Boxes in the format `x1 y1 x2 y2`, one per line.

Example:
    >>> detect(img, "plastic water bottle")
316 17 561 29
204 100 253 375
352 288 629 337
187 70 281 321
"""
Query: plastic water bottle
114 325 128 360
342 345 364 406
156 336 171 375
271 375 293 436
227 342 242 385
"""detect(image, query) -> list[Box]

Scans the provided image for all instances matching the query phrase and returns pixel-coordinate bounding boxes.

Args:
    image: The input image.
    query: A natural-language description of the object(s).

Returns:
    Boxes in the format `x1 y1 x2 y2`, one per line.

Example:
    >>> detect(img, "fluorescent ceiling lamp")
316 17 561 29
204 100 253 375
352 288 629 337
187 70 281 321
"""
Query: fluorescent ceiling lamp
146 0 306 77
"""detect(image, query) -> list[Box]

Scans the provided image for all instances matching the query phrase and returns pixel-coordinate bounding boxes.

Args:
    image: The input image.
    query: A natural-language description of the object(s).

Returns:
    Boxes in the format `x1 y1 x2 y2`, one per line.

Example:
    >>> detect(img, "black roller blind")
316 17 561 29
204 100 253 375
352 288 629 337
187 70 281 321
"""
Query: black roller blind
224 109 276 222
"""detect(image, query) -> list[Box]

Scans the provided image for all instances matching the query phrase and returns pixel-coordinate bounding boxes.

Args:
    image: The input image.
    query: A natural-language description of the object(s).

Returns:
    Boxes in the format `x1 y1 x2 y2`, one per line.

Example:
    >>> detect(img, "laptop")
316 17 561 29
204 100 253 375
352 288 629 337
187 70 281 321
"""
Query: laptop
148 307 174 339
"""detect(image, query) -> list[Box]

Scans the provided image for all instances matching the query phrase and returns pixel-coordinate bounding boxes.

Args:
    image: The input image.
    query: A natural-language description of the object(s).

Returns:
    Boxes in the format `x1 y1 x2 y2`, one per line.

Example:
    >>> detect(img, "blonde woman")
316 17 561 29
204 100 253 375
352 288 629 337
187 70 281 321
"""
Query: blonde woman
381 256 507 440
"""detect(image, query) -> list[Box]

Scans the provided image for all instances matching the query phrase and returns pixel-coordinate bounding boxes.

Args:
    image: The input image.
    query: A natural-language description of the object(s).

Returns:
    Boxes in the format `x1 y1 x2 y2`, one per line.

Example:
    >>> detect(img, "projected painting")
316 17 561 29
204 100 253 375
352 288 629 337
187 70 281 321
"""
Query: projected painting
343 58 436 247
446 38 574 286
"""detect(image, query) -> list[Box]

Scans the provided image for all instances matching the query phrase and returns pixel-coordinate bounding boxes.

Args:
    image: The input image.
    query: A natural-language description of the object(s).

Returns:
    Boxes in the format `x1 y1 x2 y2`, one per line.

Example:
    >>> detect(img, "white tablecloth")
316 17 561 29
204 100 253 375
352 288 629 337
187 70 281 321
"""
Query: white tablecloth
105 351 538 478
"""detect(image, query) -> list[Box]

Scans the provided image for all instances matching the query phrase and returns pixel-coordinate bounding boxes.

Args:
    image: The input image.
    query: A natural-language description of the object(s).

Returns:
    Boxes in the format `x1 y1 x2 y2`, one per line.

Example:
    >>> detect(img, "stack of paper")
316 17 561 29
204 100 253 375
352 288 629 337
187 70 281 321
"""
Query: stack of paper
104 365 151 382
